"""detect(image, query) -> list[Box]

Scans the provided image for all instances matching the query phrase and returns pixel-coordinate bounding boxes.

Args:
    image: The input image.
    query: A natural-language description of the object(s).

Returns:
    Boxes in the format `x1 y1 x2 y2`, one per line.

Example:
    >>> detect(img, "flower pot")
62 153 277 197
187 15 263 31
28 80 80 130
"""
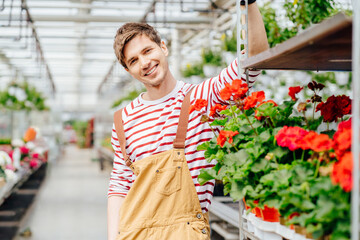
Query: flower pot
261 205 280 222
294 225 313 238
280 217 286 226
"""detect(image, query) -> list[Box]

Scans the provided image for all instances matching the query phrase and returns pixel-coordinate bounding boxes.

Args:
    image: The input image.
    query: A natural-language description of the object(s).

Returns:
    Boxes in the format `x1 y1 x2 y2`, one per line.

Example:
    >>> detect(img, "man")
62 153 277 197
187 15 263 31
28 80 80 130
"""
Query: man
108 1 268 239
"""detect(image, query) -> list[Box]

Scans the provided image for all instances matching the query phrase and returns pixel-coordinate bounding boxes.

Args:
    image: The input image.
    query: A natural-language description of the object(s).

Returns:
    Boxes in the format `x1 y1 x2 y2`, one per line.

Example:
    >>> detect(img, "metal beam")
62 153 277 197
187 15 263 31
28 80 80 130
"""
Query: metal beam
0 14 213 24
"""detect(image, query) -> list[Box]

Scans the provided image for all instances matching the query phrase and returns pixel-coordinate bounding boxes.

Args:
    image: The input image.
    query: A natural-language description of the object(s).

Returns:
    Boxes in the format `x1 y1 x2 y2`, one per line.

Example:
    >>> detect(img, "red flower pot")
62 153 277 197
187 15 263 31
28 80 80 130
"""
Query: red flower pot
252 200 262 218
261 205 280 222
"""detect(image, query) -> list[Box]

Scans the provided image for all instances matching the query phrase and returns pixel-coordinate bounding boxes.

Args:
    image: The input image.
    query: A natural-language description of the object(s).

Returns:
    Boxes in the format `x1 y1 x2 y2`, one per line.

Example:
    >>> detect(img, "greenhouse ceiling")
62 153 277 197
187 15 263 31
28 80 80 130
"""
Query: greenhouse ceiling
0 0 235 114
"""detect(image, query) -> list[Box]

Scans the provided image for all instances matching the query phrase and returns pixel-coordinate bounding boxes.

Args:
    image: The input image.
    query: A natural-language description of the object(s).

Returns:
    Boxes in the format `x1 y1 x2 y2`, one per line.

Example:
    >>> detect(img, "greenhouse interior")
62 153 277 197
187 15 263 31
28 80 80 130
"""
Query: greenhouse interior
0 0 359 239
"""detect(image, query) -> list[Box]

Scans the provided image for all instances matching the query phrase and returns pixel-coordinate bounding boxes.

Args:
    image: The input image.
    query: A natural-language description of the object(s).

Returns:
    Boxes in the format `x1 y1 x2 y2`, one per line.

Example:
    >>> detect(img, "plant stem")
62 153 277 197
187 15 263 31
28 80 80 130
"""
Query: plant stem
229 101 237 120
207 121 219 139
230 142 239 151
301 150 305 162
314 159 321 178
313 102 316 120
303 111 309 128
243 112 258 136
268 116 275 128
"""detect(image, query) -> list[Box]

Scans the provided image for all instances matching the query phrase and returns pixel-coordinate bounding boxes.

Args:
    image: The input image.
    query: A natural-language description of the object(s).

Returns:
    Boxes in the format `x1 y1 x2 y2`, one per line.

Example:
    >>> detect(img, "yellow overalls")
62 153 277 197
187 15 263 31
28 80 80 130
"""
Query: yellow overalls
114 90 210 240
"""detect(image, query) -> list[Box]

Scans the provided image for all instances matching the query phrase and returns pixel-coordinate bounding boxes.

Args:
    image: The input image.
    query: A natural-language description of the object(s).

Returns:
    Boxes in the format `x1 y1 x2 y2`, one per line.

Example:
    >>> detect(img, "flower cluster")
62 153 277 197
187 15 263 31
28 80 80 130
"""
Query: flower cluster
331 119 352 192
192 78 352 239
275 126 332 152
316 95 351 122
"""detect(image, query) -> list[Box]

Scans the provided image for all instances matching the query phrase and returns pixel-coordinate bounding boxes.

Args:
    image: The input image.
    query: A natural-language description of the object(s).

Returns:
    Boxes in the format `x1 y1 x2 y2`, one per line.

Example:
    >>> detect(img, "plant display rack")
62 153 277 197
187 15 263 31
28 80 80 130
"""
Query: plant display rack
0 163 44 207
97 146 114 171
235 1 359 240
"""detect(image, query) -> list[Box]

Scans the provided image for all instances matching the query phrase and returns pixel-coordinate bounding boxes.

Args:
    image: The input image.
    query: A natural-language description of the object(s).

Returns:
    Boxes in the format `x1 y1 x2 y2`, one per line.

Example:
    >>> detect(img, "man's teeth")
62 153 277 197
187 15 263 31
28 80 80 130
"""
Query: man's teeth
145 66 156 76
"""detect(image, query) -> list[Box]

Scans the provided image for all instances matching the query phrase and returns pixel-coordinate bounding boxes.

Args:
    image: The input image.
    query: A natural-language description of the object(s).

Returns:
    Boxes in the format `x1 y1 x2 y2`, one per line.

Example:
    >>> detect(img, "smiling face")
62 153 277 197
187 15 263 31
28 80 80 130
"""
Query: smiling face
123 34 171 89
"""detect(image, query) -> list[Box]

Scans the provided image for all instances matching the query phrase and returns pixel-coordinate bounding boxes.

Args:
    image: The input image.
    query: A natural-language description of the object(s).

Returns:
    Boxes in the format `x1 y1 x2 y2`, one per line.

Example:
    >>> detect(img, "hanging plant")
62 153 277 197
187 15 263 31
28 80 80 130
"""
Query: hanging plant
0 82 49 111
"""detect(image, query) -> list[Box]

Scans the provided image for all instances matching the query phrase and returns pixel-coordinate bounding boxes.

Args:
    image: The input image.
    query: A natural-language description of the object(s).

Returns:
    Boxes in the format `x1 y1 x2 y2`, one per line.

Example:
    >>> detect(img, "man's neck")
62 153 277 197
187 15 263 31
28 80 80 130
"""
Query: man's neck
142 75 177 101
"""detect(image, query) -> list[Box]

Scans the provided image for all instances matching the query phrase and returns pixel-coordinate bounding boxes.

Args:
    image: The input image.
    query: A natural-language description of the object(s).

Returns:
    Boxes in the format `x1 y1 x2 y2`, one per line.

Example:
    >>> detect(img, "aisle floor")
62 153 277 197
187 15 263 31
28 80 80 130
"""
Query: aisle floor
15 145 109 240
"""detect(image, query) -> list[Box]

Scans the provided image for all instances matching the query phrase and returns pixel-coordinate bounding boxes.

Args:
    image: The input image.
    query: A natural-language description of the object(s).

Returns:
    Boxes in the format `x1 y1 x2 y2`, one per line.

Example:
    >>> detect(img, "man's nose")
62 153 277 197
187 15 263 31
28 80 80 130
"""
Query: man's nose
140 56 150 69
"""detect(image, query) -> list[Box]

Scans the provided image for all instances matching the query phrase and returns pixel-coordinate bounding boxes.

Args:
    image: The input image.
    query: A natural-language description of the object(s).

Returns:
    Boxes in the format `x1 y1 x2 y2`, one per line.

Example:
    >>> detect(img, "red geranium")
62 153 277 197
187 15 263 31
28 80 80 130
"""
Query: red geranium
275 126 309 151
297 131 332 152
332 119 352 159
189 99 208 114
331 152 353 192
255 100 278 120
217 130 239 147
219 84 232 101
210 104 228 117
288 86 303 101
316 95 351 122
243 91 265 110
219 80 249 101
231 80 248 100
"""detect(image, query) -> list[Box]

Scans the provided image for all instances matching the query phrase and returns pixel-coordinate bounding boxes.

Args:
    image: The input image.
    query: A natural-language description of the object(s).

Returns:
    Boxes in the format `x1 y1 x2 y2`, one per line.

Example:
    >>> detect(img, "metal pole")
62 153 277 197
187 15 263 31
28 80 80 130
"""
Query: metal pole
352 0 360 239
237 1 249 239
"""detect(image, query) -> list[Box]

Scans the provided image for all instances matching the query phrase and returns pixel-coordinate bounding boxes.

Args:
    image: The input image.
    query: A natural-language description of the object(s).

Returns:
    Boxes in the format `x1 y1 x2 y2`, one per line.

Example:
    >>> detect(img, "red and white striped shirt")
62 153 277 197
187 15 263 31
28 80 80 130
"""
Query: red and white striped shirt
108 59 260 213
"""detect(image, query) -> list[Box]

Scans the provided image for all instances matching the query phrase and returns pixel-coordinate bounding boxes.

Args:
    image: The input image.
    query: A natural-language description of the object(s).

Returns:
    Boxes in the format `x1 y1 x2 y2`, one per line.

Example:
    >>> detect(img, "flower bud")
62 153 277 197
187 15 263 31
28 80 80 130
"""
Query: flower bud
297 102 307 112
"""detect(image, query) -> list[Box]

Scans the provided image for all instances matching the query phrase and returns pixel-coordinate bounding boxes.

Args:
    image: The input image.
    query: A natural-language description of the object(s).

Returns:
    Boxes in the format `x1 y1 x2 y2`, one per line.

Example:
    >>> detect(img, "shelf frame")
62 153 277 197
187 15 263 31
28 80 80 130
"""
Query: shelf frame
241 12 352 71
351 0 360 239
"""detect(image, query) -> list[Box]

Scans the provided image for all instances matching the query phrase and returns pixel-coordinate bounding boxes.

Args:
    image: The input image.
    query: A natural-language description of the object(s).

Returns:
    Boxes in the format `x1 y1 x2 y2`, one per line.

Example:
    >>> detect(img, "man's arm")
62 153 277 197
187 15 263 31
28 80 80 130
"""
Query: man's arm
108 195 125 240
246 2 269 57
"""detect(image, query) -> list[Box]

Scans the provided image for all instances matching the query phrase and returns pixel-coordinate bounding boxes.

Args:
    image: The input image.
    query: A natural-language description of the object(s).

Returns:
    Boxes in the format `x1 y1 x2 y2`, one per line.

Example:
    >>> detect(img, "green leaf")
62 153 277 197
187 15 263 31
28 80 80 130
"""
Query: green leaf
256 102 278 118
251 159 269 173
258 129 271 143
197 142 210 151
198 169 217 185
210 118 228 126
223 149 248 167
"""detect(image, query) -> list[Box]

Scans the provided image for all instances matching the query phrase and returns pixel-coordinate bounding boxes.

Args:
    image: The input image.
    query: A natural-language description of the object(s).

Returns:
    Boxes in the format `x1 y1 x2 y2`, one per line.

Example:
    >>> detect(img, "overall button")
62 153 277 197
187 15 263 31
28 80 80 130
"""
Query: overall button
201 229 207 234
196 213 202 219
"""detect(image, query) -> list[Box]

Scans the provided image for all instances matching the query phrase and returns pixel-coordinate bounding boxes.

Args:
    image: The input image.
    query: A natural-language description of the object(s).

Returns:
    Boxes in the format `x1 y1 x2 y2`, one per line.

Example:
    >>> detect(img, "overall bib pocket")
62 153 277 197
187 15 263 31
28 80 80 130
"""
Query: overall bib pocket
155 166 182 196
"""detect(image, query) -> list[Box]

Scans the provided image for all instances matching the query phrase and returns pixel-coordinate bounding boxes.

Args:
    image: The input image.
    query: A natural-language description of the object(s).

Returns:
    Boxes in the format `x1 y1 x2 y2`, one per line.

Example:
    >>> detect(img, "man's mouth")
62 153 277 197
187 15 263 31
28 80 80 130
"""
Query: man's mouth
144 64 158 76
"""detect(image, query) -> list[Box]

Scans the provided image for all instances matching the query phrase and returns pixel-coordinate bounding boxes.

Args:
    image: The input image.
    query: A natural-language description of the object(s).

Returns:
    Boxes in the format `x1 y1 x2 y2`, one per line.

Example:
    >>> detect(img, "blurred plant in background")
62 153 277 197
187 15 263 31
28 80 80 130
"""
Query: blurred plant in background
0 82 49 111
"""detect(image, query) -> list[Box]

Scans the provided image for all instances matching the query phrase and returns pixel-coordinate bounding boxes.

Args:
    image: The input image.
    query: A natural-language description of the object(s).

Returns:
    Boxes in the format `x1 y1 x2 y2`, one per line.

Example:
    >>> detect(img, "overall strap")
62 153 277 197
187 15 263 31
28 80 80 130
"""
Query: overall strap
114 109 132 167
173 88 193 149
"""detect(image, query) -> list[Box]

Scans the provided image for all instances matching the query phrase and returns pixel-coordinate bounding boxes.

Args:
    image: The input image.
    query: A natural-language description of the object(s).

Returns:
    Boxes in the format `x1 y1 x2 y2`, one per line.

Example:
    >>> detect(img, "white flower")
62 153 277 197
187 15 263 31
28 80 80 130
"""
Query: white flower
5 169 17 182
11 139 24 147
0 151 12 166
26 141 36 150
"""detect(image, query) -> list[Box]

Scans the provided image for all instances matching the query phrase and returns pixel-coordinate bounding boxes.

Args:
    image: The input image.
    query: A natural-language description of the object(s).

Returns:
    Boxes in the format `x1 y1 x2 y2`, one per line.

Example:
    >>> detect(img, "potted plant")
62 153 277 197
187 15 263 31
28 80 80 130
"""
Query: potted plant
191 79 352 239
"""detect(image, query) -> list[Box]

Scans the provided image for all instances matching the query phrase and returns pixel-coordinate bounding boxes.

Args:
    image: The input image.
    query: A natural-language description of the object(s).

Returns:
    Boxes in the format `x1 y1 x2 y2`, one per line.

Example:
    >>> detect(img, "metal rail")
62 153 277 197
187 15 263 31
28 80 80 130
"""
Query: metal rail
351 0 360 239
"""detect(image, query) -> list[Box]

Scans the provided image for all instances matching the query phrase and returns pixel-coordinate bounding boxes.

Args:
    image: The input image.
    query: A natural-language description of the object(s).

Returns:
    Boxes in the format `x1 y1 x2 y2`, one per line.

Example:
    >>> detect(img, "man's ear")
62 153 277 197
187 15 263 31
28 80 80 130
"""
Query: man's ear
161 41 168 56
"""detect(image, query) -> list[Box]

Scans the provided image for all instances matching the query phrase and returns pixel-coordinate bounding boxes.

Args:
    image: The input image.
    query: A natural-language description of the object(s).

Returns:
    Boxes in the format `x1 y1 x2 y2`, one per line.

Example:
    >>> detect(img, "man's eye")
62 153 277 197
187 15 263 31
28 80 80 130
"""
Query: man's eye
145 49 151 53
130 59 137 65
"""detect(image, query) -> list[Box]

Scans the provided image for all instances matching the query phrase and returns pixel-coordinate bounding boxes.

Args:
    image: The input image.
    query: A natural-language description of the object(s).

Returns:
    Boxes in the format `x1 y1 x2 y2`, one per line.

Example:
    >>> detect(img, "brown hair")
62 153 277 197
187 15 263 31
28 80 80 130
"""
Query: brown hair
113 23 162 69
